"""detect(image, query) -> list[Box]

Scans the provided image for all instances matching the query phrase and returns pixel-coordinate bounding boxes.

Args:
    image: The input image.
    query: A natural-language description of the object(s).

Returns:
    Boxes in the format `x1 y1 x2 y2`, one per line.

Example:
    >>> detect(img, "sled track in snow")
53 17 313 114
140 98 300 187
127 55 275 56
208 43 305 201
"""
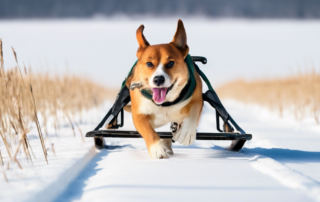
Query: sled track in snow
53 140 320 202
53 101 320 202
250 155 320 202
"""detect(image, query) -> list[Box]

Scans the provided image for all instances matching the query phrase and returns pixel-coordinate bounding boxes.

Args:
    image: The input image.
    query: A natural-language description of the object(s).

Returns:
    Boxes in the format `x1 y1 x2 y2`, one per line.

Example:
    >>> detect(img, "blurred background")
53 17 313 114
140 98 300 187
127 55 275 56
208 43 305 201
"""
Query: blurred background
1 0 320 89
1 0 320 18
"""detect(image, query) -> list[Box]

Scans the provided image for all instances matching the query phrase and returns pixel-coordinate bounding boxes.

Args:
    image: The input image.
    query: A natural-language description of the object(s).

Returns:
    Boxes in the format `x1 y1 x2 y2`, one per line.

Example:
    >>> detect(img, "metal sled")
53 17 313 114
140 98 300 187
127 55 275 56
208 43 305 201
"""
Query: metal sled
86 56 252 151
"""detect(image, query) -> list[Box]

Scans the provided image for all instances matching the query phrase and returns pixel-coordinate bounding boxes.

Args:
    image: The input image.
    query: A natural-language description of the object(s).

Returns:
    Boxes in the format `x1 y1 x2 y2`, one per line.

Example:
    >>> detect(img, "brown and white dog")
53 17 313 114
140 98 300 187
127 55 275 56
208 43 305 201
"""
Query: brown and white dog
125 20 203 159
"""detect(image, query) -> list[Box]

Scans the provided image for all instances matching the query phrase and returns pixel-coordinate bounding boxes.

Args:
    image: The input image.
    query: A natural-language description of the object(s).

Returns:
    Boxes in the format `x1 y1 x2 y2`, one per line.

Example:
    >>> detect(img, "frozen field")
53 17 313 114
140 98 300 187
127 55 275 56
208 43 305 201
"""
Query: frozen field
2 100 319 202
0 19 320 88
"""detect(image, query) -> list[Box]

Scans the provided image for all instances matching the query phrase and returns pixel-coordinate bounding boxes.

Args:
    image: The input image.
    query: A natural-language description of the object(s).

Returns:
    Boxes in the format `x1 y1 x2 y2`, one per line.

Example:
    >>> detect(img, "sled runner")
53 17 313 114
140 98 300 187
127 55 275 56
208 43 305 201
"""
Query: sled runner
86 56 252 151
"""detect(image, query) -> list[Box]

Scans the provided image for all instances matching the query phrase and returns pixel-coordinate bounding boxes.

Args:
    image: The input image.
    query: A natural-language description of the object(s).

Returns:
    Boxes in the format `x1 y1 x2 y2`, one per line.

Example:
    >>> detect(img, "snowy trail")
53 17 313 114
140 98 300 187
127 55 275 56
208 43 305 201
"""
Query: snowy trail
56 142 311 202
55 101 320 202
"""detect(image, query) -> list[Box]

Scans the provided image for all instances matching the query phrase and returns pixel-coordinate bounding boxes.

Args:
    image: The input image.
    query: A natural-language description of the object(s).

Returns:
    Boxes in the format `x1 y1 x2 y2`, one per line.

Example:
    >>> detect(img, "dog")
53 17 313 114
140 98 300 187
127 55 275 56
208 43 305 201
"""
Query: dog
124 20 203 159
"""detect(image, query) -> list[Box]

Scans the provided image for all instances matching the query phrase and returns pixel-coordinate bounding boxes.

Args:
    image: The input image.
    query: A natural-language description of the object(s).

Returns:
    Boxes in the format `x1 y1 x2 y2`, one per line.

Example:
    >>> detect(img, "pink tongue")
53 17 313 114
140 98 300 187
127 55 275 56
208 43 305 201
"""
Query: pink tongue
152 88 167 103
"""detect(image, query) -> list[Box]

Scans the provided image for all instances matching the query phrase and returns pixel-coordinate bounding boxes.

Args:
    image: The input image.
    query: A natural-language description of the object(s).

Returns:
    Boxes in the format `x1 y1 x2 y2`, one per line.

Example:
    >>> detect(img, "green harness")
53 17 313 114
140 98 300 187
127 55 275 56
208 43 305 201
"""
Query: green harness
121 54 212 107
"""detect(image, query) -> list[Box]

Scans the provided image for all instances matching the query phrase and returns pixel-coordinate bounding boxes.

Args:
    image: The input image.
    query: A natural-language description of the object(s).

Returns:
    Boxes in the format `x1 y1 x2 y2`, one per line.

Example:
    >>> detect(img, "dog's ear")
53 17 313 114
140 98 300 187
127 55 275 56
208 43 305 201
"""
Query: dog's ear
171 19 189 57
136 25 149 58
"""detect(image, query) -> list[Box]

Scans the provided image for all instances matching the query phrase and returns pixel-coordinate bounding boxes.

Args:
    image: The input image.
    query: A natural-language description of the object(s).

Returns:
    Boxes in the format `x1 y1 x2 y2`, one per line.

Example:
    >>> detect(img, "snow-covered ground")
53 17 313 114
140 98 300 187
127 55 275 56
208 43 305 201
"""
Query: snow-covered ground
0 106 108 202
1 100 320 201
0 19 320 88
1 19 320 201
56 101 319 202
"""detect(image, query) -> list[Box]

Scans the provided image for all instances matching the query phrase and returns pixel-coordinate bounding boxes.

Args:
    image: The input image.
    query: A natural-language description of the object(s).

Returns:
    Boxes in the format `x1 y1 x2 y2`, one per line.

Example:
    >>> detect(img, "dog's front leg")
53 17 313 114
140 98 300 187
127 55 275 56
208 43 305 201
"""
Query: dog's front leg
172 104 202 145
132 113 170 159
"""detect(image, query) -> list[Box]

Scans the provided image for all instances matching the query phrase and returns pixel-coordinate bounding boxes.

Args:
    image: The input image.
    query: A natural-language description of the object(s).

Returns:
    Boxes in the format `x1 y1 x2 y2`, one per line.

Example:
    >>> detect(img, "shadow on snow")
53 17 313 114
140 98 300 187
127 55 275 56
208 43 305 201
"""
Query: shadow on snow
54 144 132 202
241 147 320 163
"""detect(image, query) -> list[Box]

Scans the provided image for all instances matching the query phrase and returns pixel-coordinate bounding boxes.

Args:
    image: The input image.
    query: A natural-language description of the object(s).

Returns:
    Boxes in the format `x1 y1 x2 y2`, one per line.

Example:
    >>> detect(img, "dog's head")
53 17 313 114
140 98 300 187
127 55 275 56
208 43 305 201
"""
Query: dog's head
128 20 190 105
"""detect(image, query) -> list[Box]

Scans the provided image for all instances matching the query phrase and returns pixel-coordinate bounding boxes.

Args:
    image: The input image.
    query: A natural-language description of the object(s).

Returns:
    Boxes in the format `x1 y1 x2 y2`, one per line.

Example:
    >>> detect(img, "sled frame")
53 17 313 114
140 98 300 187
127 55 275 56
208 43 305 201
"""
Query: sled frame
86 56 252 151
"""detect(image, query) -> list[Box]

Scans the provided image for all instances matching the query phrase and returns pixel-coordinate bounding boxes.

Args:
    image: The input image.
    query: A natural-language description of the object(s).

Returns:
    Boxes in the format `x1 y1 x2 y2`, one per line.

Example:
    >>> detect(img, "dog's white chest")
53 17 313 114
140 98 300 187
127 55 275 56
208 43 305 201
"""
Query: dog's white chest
139 97 191 128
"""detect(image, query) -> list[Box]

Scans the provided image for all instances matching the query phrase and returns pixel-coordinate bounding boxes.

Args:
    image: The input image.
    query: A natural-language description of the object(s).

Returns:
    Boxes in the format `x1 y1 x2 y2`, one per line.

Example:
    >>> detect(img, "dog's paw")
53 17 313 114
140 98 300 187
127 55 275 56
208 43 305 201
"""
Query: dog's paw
172 120 197 146
149 140 170 159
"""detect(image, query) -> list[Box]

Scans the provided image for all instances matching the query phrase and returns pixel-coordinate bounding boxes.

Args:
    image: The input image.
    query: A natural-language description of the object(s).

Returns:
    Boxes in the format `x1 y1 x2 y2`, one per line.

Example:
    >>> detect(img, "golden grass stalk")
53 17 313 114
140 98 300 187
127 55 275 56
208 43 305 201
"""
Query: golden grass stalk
217 70 320 122
51 143 56 156
0 150 3 166
11 47 46 165
11 47 18 64
0 39 3 68
30 84 47 163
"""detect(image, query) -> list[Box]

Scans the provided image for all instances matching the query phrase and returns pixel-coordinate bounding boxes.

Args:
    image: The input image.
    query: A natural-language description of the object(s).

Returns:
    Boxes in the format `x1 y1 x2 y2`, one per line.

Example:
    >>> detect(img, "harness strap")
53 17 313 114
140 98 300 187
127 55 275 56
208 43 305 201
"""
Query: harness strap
93 55 232 131
120 54 228 119
194 63 229 122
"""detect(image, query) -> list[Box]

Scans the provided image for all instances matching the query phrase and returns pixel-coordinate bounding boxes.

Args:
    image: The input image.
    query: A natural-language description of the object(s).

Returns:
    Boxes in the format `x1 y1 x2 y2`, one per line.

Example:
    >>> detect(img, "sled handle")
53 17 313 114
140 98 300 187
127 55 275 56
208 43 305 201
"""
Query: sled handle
191 56 207 64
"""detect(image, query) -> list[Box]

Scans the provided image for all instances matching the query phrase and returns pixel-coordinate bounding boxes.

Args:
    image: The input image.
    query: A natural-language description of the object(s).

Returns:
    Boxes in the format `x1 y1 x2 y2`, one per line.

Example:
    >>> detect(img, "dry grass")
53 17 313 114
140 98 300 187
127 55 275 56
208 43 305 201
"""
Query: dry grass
217 71 320 123
0 39 117 181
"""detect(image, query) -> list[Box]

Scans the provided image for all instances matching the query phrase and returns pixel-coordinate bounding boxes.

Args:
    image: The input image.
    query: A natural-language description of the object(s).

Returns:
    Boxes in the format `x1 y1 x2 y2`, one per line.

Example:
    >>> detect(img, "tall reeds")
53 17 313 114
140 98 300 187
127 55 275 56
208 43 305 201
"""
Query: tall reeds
217 70 320 123
0 39 116 181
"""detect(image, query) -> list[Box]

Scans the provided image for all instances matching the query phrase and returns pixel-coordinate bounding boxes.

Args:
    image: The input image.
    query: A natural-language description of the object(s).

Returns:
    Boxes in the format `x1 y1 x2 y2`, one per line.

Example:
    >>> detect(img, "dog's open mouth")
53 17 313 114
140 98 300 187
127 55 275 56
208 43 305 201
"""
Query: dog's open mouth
151 88 167 103
151 82 175 104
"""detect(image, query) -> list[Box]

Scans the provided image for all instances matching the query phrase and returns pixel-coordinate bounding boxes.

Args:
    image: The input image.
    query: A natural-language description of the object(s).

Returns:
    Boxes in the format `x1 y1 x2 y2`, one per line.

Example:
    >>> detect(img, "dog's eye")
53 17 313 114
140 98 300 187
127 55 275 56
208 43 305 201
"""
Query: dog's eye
146 62 154 68
166 61 175 69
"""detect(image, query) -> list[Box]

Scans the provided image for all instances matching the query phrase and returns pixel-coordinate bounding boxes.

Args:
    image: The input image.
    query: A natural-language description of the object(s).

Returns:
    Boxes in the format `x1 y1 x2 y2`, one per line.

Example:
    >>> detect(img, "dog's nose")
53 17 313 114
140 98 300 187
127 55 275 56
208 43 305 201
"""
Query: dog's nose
153 76 165 86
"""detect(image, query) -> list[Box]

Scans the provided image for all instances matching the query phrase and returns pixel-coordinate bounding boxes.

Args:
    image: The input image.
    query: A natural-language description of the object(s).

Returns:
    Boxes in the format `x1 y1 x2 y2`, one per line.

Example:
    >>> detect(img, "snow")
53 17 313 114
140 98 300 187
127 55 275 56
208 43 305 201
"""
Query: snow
251 157 320 201
1 19 320 201
56 145 311 202
0 107 107 202
1 99 320 202
0 19 320 88
0 135 95 202
52 100 320 202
